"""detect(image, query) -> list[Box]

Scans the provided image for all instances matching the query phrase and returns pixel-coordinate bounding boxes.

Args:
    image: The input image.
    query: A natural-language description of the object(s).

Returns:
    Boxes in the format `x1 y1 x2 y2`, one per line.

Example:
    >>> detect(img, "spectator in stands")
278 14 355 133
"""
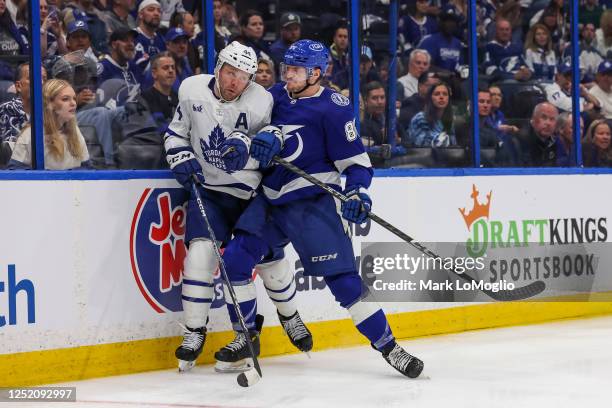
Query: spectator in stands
398 49 430 100
544 61 600 112
359 45 381 85
524 23 557 81
575 23 604 83
399 0 438 48
399 71 440 131
237 10 270 60
589 60 612 118
103 0 137 35
0 0 29 76
164 27 193 91
134 0 166 72
159 0 185 28
65 20 98 64
255 58 275 89
329 25 350 90
8 79 91 169
487 0 524 44
40 0 67 59
361 81 407 159
478 88 519 165
408 82 457 147
582 118 612 166
488 85 519 134
520 102 559 166
97 27 142 99
141 51 177 133
555 111 581 166
596 9 612 58
169 11 200 75
532 0 568 53
580 0 604 28
0 63 48 167
483 18 532 81
63 0 110 55
270 13 301 68
419 7 464 74
213 0 232 49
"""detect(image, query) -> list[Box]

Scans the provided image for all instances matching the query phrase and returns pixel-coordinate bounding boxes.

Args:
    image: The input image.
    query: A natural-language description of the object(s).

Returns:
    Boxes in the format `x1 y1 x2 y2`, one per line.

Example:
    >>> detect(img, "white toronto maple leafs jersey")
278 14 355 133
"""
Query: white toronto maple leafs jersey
164 74 273 199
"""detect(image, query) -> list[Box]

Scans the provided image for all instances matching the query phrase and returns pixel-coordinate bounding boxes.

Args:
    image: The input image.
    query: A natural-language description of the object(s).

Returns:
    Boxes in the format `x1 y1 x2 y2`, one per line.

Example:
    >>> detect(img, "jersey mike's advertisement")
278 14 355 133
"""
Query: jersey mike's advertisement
1 175 612 385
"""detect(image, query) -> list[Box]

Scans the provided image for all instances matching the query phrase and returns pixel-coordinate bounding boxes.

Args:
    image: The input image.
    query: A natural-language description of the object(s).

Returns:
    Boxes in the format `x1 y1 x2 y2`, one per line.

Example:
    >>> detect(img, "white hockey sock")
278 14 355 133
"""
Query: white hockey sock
182 240 217 329
257 258 297 317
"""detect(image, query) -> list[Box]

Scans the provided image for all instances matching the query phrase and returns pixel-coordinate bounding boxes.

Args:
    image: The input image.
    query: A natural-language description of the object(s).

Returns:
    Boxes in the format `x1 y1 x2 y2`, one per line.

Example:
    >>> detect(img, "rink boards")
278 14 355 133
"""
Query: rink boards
2 174 612 386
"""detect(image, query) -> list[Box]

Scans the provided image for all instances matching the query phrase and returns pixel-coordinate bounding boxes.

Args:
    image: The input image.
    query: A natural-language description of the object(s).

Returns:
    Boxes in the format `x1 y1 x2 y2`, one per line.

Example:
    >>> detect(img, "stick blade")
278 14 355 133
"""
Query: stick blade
237 367 261 387
485 280 546 301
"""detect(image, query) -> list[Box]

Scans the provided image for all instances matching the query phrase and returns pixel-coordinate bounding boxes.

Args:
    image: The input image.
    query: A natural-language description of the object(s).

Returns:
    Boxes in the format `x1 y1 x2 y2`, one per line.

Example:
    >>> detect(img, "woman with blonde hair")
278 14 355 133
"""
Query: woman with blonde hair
9 79 90 169
524 23 557 81
582 118 612 167
596 10 612 59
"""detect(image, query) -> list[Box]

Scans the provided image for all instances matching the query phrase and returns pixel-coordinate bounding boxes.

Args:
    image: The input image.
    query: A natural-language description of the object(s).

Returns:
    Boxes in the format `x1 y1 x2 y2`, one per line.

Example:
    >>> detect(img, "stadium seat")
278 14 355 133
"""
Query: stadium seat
115 131 166 170
433 147 470 167
79 125 106 169
479 148 497 167
385 147 434 168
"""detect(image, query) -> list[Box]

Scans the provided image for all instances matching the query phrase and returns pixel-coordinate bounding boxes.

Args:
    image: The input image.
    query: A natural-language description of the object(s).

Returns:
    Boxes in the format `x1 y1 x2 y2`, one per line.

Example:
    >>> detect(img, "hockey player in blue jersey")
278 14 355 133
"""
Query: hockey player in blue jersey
214 39 424 378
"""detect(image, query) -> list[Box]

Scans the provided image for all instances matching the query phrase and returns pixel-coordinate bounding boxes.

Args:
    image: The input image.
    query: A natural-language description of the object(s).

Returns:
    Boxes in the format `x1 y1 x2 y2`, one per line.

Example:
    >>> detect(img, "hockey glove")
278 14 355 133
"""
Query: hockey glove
220 131 251 172
341 187 372 224
250 125 283 167
166 146 205 189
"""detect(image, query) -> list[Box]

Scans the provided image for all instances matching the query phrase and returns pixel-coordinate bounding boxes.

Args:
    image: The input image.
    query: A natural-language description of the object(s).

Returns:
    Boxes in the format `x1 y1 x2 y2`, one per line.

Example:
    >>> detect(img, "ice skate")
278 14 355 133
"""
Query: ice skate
175 324 206 372
214 315 263 373
278 310 313 353
381 342 424 378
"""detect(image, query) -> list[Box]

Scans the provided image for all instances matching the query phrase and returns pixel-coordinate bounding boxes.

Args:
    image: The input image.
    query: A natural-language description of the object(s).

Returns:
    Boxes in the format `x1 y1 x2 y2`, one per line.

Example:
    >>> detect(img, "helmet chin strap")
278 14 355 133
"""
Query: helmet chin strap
290 71 320 98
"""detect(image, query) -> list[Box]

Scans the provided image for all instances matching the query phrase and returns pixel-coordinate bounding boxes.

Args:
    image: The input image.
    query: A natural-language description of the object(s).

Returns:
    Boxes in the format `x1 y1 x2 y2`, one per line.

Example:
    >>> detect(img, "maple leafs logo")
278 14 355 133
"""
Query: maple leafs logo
199 125 229 171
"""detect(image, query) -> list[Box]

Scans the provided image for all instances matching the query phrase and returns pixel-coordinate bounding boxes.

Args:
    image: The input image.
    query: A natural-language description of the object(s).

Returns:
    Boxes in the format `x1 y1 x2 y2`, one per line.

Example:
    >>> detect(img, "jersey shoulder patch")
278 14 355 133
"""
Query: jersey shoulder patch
344 119 358 142
331 92 350 107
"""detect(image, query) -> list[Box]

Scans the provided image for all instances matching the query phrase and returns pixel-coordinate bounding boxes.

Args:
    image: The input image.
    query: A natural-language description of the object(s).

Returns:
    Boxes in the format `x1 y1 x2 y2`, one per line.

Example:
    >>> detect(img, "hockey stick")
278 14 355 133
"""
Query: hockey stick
271 156 545 302
190 177 262 387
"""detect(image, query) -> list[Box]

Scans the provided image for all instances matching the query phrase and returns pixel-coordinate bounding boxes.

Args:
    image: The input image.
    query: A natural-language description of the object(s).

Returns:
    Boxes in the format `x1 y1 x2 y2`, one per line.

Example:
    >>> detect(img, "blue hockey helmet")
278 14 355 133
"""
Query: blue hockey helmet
283 39 329 76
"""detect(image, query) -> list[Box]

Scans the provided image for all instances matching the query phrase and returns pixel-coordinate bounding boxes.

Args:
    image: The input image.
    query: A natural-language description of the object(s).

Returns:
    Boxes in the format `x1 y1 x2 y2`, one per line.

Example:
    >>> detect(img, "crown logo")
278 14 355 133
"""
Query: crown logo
458 184 492 230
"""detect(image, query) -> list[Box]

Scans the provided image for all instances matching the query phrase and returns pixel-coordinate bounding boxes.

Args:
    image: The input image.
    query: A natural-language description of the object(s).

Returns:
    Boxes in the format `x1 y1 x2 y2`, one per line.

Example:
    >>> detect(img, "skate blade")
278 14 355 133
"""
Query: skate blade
178 359 195 373
304 351 311 359
214 358 252 373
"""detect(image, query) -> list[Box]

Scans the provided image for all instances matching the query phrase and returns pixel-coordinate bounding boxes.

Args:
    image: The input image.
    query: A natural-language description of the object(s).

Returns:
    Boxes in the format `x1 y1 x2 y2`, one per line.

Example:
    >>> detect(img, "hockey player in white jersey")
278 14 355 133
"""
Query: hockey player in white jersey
164 41 312 372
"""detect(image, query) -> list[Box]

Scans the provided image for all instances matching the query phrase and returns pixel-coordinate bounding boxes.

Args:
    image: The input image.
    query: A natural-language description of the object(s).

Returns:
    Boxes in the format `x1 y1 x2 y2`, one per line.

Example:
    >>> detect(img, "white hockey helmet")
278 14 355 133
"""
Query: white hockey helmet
215 41 258 77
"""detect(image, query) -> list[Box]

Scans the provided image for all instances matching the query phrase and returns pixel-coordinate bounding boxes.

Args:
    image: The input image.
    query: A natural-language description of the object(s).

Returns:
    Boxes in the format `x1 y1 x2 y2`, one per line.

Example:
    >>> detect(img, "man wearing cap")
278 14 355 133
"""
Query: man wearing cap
65 20 98 64
164 27 193 91
103 0 137 35
63 0 110 54
418 6 464 75
269 12 302 68
134 0 166 71
589 60 612 118
97 27 142 100
544 61 600 113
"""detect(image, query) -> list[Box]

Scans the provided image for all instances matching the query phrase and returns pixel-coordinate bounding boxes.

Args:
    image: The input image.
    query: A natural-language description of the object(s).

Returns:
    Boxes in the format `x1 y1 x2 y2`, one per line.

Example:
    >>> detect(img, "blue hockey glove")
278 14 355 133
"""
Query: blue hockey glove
341 187 372 224
249 125 283 167
220 131 251 172
166 146 205 189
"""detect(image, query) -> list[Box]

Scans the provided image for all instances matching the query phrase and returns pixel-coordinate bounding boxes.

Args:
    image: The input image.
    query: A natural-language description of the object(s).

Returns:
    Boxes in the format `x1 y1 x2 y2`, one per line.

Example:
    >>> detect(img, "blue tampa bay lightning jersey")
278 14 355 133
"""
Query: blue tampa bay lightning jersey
261 84 373 204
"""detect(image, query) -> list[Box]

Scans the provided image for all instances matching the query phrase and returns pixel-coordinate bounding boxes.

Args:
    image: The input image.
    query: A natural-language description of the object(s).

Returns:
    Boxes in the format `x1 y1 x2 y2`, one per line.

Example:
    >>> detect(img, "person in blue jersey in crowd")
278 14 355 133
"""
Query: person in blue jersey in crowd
211 39 424 379
418 6 464 74
97 27 143 106
399 0 438 48
133 0 166 72
408 81 457 147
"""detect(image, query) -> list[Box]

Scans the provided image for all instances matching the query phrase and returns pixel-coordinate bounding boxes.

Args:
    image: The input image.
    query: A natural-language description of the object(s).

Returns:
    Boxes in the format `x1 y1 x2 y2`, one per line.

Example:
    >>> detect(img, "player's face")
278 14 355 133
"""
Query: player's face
218 64 251 100
140 5 161 28
477 92 491 116
431 85 449 110
282 65 309 91
52 86 77 125
153 56 176 88
593 123 611 150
